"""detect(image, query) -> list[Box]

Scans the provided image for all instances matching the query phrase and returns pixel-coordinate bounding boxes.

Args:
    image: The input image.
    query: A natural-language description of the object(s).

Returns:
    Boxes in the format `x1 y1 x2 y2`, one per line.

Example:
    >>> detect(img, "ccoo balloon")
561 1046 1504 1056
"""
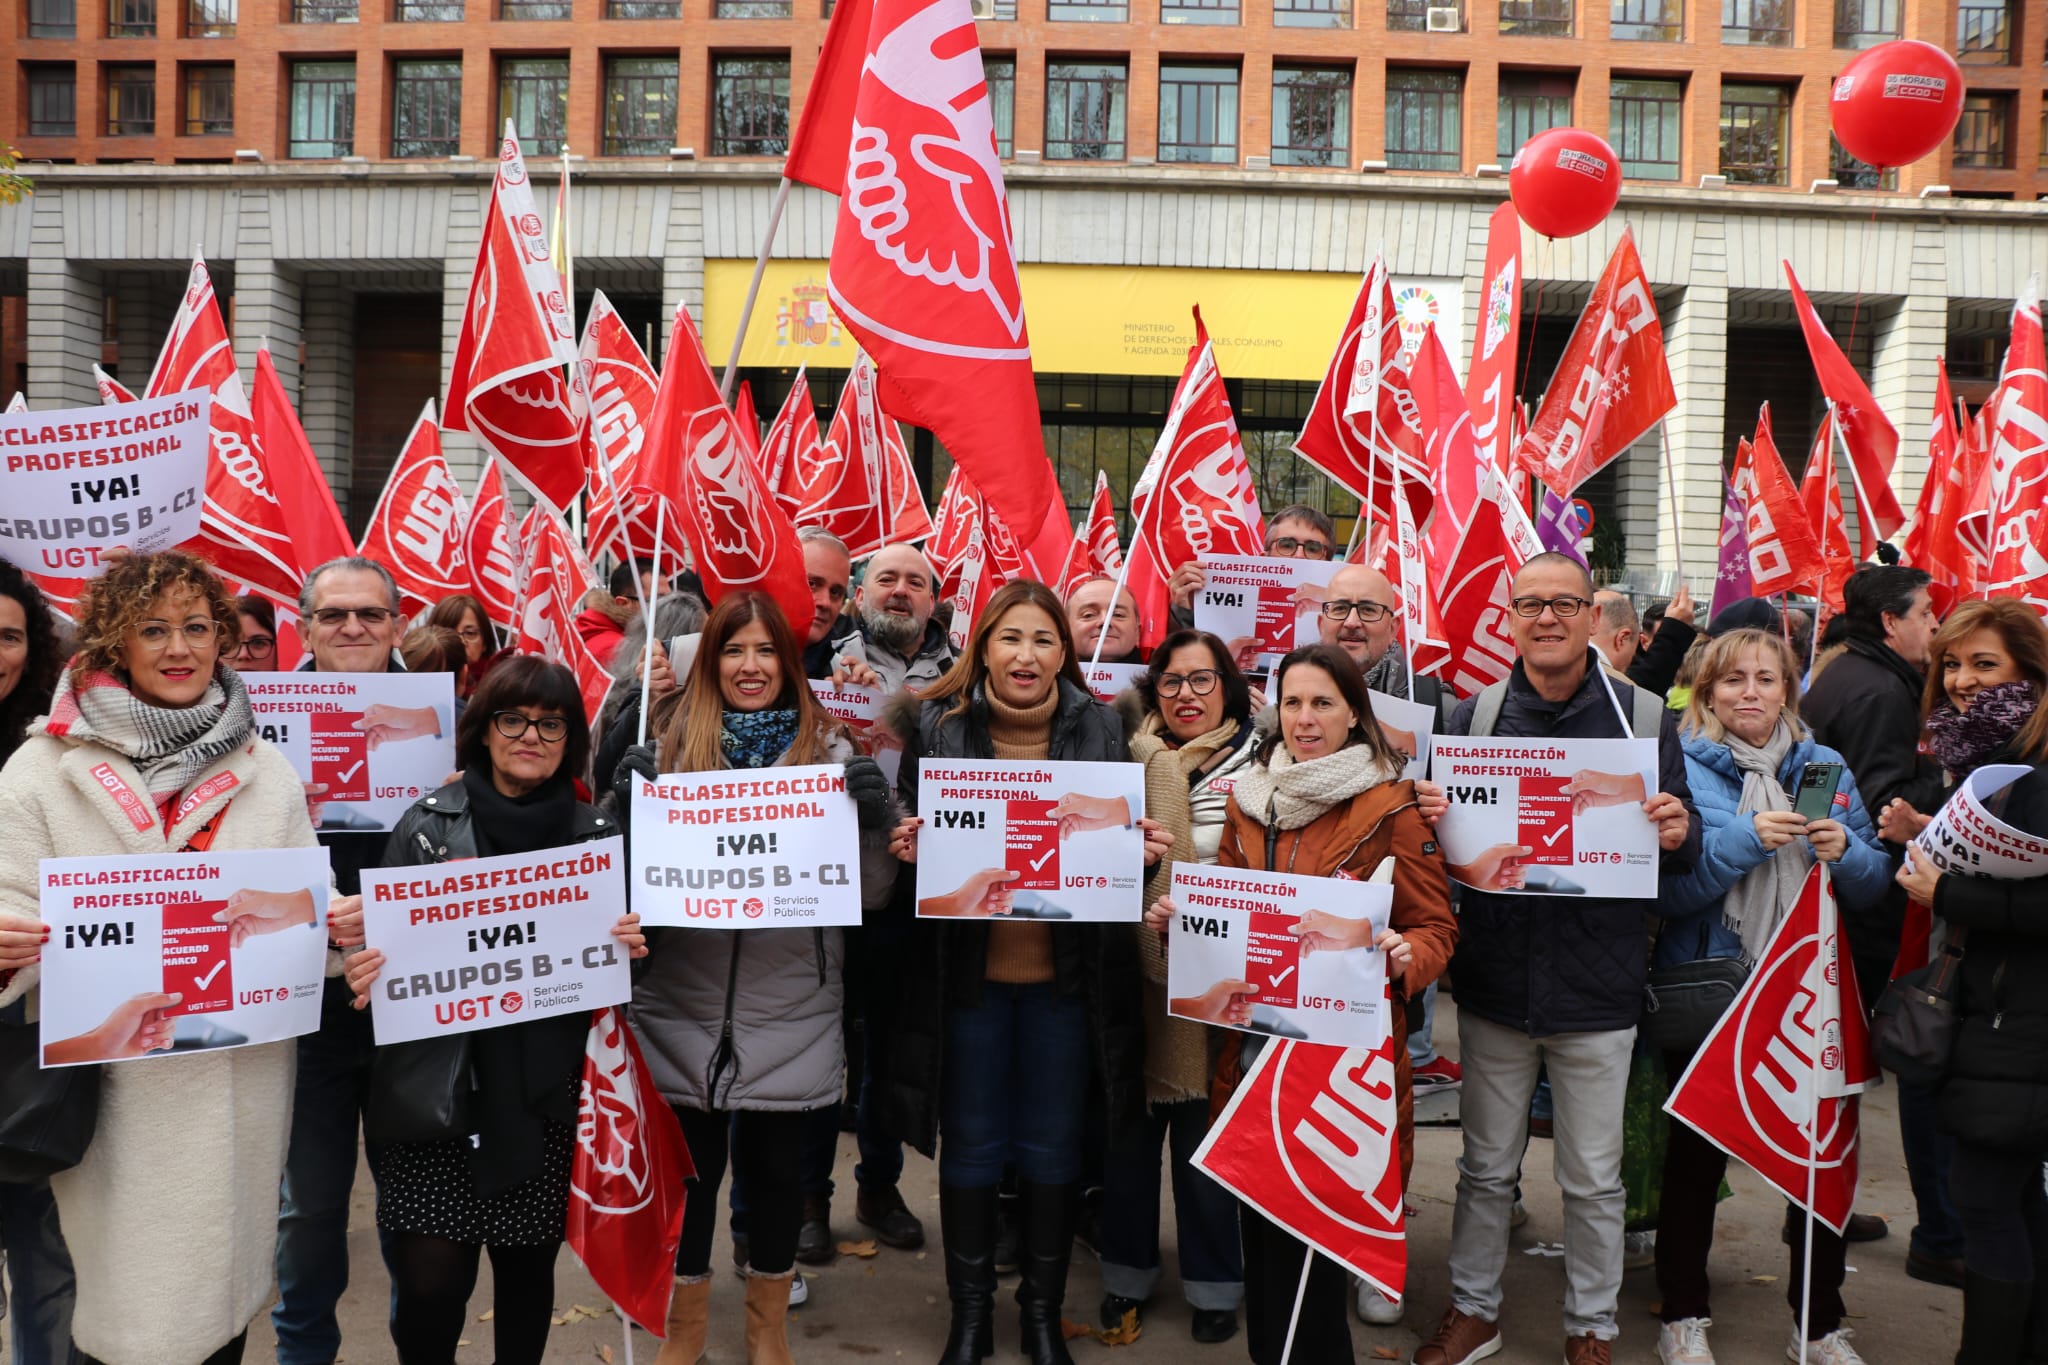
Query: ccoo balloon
1830 40 1964 169
1508 128 1623 240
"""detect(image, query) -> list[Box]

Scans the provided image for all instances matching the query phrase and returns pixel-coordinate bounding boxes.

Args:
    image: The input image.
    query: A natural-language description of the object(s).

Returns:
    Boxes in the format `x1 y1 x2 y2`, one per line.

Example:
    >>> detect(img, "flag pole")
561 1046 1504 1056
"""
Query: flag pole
719 176 794 404
618 1303 635 1365
1798 962 1820 1365
636 500 667 746
1655 416 1689 584
1279 1243 1314 1363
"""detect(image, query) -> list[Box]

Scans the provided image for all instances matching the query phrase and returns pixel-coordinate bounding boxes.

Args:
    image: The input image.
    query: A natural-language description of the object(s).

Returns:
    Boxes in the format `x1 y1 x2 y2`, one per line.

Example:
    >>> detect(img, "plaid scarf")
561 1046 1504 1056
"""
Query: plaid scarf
43 665 256 801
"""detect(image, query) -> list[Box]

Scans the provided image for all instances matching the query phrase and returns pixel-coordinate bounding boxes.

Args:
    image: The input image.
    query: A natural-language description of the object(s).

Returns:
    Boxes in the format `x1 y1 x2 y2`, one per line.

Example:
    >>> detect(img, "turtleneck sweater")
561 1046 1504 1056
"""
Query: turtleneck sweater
982 686 1059 985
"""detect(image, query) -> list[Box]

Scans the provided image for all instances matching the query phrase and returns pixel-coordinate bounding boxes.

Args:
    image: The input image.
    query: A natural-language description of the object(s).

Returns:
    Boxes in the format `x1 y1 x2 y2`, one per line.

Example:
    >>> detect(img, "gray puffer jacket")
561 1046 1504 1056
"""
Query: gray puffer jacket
630 726 898 1112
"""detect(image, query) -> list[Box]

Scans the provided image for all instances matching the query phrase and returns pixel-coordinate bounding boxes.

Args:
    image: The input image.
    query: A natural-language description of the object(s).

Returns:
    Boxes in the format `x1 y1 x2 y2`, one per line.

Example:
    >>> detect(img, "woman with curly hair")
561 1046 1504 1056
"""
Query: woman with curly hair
0 550 353 1365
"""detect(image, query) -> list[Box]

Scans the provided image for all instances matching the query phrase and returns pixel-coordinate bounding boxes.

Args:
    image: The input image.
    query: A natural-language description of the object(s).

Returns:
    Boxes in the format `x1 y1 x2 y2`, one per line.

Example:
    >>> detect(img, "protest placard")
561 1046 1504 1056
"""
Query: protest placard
358 837 632 1045
808 679 903 785
916 759 1146 921
37 846 330 1067
631 764 864 928
1369 689 1436 782
1193 556 1345 665
1913 763 2048 879
0 390 211 575
1430 735 1661 897
245 673 457 832
1166 863 1391 1047
1084 661 1148 703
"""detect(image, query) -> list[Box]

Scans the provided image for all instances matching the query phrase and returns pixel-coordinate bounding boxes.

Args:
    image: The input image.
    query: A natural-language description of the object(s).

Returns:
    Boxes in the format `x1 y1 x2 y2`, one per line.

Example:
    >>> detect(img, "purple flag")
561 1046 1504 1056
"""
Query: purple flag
1536 488 1589 568
1709 478 1754 618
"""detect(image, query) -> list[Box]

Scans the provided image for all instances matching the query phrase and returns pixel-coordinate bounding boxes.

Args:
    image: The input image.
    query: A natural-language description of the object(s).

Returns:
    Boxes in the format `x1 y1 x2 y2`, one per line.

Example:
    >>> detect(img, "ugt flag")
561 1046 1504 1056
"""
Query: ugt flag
1664 865 1874 1235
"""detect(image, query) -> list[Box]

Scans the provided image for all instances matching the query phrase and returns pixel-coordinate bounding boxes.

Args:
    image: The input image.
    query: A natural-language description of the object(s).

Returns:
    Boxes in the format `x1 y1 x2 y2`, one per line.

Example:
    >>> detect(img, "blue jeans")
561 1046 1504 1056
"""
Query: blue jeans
1409 981 1439 1068
938 983 1088 1189
855 1033 905 1193
0 1178 79 1365
1098 1100 1245 1311
1897 1073 1965 1261
272 982 389 1365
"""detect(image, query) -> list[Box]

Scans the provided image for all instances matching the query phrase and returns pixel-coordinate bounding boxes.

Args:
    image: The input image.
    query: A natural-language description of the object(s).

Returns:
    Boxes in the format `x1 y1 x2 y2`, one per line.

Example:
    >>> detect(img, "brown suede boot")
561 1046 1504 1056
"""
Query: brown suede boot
743 1269 798 1365
654 1274 712 1365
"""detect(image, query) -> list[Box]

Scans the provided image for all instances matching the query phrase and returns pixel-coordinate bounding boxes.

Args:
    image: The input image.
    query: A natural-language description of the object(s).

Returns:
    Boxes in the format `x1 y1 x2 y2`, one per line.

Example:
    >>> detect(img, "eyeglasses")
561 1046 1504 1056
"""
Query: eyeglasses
490 711 570 743
1321 600 1393 624
1510 595 1592 619
235 636 276 658
310 607 398 629
1266 536 1333 561
135 620 224 650
1157 670 1221 698
456 626 484 642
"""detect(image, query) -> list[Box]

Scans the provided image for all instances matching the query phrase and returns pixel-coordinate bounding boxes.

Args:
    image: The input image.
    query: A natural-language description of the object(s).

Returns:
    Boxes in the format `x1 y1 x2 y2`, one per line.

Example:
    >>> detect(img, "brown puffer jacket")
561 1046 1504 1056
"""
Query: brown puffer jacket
1214 777 1457 1186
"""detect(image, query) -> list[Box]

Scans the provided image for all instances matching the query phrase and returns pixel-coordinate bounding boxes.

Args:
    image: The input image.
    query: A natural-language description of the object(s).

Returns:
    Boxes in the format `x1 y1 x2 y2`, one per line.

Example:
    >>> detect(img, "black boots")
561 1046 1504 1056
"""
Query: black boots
938 1185 997 1364
1959 1270 2033 1365
1014 1181 1079 1365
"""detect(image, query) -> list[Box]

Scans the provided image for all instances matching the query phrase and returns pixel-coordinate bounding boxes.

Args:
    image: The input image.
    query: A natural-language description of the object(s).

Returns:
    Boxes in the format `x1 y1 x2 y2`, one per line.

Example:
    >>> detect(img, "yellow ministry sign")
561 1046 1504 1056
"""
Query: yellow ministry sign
701 261 1466 383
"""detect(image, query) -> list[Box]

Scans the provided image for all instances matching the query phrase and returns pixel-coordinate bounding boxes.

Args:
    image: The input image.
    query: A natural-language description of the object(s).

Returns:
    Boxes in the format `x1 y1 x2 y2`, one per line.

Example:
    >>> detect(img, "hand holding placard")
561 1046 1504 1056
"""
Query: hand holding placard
919 868 1020 918
42 992 182 1064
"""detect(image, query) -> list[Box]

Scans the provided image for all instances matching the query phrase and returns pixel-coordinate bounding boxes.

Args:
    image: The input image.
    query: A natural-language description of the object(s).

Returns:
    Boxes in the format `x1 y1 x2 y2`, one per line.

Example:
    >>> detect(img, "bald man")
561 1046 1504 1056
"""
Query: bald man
1066 576 1144 665
851 543 956 694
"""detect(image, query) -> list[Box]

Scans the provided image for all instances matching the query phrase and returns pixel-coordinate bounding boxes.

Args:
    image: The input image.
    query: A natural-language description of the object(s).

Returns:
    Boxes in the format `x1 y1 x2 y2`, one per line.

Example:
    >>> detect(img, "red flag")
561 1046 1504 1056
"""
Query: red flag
445 125 583 511
1732 405 1827 599
822 0 1072 580
1981 280 2048 608
935 465 1027 653
1800 414 1859 618
1427 462 1529 698
1061 470 1123 596
568 1007 693 1337
356 403 471 618
253 348 355 571
1785 263 1905 556
928 460 978 595
795 355 892 557
1125 311 1265 651
879 408 934 545
1515 230 1676 496
781 0 875 195
760 370 823 517
1903 362 1977 606
1191 1036 1407 1299
1665 865 1872 1235
580 292 689 567
147 257 305 609
1959 389 1997 569
514 506 614 723
641 302 813 635
1467 203 1524 486
465 461 520 626
733 380 763 460
93 365 136 405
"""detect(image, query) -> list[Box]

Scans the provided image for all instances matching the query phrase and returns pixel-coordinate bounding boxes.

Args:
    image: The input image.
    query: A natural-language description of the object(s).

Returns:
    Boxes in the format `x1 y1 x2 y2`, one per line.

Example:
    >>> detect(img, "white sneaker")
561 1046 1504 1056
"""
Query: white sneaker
1354 1279 1402 1325
1509 1198 1529 1229
789 1272 809 1308
1658 1317 1715 1365
1789 1327 1865 1364
1625 1229 1657 1268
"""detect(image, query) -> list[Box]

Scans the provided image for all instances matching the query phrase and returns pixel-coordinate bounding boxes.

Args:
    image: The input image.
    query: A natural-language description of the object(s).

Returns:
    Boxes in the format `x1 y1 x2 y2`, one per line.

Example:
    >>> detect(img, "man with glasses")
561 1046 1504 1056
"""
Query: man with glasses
272 555 445 1365
1167 503 1337 626
1415 553 1697 1365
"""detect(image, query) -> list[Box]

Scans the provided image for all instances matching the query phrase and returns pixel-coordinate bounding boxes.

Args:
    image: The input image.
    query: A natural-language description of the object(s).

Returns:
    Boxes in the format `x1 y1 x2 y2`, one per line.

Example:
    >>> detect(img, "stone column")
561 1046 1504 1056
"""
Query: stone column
1657 217 1731 587
298 278 358 520
439 179 485 486
1868 216 1947 515
25 190 101 409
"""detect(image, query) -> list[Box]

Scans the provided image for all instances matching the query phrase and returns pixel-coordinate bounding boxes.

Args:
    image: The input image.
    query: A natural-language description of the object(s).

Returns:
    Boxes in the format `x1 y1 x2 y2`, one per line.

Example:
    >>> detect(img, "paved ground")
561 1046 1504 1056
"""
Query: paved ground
10 1003 1966 1363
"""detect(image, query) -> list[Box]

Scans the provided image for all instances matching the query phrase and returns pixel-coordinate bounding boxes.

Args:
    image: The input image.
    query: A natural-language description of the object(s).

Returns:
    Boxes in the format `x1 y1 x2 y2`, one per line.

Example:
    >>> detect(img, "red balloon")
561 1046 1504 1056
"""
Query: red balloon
1508 128 1623 240
1830 40 1964 169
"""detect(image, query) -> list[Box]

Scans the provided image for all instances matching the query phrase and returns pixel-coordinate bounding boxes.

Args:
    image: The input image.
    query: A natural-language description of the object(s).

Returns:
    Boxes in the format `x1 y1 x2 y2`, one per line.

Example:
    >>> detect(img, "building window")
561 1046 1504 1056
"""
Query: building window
103 65 154 134
1718 81 1790 184
1830 133 1894 188
1272 64 1350 166
1611 0 1680 38
395 0 463 18
186 0 233 34
1497 71 1571 160
606 0 679 12
1163 0 1236 23
500 0 570 16
1385 68 1462 171
391 58 461 157
108 0 154 36
288 59 355 157
714 0 790 14
1156 64 1237 162
986 57 1015 157
291 0 355 20
26 66 76 137
603 56 676 155
1612 77 1681 178
499 57 568 153
2040 101 2048 170
1499 0 1570 35
710 55 789 157
1047 0 1124 19
183 64 233 134
1833 0 1898 46
1384 0 1431 27
1045 60 1126 159
1957 0 2012 62
1722 0 1790 43
1954 91 2013 166
28 0 75 37
1276 0 1349 26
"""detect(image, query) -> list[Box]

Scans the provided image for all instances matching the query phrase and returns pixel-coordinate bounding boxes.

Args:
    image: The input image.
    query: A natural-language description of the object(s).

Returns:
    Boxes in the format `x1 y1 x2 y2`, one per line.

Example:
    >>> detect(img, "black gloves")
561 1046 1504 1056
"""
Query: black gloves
843 755 892 831
612 744 659 811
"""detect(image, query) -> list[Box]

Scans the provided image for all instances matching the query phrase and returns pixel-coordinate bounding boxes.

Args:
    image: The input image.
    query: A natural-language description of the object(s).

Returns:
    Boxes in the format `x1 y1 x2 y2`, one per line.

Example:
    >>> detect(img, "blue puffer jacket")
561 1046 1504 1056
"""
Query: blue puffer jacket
1653 727 1892 970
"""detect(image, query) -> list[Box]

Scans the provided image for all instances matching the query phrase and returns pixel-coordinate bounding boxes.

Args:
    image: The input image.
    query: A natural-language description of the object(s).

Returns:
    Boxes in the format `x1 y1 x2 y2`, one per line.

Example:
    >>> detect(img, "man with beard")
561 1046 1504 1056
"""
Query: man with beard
1066 576 1145 665
850 543 954 694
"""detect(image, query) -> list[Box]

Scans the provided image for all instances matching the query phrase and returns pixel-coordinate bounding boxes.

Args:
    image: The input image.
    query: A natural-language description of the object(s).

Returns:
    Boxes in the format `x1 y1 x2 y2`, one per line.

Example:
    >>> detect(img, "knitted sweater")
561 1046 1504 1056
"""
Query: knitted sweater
984 688 1058 984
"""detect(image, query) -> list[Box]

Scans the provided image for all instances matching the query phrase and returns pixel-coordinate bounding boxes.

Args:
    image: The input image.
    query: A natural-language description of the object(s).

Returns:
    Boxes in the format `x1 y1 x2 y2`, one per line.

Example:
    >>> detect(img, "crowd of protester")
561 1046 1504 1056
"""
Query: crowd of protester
0 510 2037 1365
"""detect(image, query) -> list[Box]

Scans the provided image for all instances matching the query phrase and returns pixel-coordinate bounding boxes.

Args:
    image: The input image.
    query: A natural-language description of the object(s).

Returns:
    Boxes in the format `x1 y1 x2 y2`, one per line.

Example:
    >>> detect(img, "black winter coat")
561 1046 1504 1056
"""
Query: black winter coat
1446 653 1701 1037
1803 636 1948 992
1934 761 2048 1155
881 677 1146 1158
